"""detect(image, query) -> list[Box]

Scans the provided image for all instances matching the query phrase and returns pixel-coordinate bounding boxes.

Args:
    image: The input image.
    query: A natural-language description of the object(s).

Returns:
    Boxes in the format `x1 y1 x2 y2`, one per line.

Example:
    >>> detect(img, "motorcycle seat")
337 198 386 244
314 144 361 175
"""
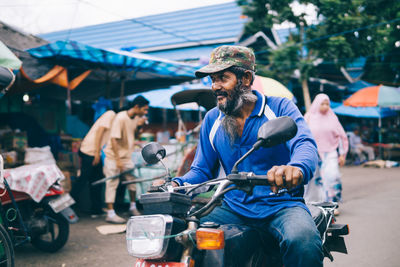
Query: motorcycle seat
307 204 327 237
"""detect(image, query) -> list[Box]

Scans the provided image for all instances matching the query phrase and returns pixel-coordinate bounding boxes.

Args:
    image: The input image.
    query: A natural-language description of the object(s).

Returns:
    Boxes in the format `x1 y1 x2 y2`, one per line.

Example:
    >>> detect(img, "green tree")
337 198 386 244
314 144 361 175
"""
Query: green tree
238 0 400 110
237 0 315 110
306 0 400 86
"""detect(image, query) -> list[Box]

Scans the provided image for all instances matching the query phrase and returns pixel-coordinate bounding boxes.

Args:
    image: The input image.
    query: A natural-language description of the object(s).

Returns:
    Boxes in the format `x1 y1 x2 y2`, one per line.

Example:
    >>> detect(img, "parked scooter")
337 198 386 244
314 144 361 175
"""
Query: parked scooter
126 116 349 267
0 174 77 252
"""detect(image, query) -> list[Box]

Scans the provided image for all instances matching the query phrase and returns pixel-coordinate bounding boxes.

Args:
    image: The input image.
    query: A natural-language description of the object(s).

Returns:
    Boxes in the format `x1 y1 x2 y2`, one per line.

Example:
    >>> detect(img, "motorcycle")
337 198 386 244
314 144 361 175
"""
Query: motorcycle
125 116 349 267
0 162 78 253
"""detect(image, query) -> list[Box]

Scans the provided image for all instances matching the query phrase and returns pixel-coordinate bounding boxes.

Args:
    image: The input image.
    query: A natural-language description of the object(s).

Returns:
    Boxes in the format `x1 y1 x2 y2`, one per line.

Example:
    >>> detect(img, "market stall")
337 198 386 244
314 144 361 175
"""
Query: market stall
1 39 201 198
19 40 199 108
343 84 400 158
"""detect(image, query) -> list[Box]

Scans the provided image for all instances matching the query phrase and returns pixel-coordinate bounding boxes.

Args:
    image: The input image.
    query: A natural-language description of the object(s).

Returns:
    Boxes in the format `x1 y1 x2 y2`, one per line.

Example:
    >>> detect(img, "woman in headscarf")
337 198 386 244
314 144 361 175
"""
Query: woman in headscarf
304 94 348 214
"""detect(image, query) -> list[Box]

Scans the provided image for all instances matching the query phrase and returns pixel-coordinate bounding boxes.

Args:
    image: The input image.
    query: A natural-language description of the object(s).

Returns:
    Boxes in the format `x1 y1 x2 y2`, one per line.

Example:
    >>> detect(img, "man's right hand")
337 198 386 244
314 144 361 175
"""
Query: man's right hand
116 159 123 171
152 179 179 187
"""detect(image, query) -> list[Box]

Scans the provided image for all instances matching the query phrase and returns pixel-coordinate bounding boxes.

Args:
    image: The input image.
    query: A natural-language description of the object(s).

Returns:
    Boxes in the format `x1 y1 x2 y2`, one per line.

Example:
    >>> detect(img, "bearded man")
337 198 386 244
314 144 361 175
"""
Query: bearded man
164 46 323 266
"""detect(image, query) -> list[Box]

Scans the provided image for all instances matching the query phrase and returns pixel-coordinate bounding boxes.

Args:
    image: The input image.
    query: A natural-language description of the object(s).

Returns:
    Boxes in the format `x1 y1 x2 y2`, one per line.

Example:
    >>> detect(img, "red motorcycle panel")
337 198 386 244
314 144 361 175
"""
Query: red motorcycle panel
134 259 188 267
0 189 30 205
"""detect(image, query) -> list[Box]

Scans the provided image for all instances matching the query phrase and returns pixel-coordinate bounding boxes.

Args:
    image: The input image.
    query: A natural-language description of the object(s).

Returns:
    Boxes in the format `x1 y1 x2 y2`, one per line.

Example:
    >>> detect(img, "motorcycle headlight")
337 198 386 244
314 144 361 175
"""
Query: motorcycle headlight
126 215 173 259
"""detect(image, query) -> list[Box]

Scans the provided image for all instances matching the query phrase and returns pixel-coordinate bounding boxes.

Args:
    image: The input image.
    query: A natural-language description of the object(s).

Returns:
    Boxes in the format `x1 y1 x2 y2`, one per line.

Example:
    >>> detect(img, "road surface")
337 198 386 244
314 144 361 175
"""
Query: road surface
15 166 400 267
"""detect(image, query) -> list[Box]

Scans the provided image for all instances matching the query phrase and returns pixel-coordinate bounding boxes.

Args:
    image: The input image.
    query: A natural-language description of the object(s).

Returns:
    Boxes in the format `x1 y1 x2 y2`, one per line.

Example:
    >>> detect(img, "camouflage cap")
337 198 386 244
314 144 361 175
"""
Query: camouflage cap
195 45 255 78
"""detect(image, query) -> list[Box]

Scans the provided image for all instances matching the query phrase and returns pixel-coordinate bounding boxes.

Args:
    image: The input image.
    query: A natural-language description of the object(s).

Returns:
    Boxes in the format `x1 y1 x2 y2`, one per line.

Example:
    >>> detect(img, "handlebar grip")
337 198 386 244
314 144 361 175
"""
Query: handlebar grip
248 175 270 185
251 175 268 180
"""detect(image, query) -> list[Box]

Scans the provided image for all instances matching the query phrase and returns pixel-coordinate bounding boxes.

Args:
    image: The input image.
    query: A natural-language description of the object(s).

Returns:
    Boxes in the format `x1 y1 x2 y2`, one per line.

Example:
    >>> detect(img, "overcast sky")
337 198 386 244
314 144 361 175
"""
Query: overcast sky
0 0 234 35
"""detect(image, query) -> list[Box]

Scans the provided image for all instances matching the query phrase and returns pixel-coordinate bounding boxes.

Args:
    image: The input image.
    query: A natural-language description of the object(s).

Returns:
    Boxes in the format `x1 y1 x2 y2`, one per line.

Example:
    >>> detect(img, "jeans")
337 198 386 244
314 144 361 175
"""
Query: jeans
201 203 323 267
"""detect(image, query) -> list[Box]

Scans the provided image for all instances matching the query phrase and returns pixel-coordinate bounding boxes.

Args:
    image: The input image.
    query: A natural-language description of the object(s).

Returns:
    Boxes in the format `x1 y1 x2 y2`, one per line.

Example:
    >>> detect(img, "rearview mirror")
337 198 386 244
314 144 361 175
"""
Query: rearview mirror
141 142 166 165
257 116 297 148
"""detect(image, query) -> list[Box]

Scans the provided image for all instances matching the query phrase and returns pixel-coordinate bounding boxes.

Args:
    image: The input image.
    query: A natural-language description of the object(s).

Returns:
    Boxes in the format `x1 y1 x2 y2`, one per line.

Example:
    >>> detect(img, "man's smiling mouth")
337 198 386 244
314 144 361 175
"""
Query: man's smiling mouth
217 95 226 101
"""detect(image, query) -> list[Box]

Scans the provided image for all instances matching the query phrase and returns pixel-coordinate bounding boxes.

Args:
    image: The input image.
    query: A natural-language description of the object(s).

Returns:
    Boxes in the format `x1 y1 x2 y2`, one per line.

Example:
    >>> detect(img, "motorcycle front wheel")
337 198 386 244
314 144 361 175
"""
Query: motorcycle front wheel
0 223 14 267
31 208 69 253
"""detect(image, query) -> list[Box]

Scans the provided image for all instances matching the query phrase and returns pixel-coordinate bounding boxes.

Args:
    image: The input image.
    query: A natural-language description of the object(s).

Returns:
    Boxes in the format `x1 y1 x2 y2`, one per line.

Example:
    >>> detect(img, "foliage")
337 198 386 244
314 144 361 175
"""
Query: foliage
237 0 312 84
237 0 400 85
306 0 400 84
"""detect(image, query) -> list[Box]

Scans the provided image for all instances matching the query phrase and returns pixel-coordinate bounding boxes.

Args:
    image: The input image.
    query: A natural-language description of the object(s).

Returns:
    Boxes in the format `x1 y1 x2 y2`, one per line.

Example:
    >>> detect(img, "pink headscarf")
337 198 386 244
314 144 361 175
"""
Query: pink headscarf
305 94 348 156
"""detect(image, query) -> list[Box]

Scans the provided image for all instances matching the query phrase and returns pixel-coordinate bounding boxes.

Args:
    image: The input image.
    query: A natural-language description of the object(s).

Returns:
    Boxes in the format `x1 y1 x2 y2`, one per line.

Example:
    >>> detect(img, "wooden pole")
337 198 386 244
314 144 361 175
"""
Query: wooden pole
105 71 111 99
119 75 126 109
299 21 311 112
67 86 72 114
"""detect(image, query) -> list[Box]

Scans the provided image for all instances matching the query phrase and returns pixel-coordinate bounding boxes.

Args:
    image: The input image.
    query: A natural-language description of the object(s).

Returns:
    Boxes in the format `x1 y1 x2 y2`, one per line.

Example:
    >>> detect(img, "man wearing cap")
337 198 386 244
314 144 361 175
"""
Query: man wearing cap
168 46 323 266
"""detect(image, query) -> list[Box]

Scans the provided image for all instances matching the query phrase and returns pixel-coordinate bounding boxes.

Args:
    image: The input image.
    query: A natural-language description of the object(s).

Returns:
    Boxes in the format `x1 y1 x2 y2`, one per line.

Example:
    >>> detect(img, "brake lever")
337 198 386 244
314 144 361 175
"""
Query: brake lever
148 182 171 192
148 185 165 192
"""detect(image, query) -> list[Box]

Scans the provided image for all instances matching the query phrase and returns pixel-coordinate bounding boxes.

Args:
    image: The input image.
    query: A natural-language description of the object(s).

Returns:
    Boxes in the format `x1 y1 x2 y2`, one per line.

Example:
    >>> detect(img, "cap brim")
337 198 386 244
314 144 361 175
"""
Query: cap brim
195 62 233 78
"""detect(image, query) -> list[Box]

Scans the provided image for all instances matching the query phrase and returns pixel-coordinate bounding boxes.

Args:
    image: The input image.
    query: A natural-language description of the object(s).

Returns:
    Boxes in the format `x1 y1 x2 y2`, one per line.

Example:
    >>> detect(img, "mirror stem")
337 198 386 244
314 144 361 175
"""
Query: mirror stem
157 154 171 182
231 147 255 174
231 140 263 174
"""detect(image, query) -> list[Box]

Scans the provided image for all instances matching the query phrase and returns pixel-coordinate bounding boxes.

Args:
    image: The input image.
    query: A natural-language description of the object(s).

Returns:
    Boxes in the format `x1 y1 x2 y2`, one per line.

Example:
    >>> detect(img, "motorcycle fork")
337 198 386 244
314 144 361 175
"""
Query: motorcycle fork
178 219 198 265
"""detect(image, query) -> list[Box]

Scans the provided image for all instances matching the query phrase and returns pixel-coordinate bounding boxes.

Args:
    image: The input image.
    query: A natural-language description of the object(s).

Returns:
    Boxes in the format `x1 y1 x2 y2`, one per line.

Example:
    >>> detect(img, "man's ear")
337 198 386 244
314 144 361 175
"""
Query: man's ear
242 71 253 87
129 105 139 116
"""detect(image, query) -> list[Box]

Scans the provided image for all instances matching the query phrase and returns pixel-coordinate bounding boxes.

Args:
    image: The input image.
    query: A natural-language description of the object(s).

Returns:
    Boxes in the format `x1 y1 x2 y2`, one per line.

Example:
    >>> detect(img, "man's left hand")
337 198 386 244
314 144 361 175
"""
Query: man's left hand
267 165 303 193
338 155 346 167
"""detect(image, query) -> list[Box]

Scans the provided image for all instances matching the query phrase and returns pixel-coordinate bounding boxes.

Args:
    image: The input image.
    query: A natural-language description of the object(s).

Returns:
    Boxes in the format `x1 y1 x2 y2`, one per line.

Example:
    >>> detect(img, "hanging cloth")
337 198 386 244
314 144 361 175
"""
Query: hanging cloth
20 65 91 90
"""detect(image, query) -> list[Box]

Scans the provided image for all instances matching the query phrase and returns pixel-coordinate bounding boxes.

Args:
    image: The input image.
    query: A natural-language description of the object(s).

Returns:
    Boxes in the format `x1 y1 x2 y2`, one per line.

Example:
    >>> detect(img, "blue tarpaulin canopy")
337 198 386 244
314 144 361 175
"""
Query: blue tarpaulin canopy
28 40 198 77
346 80 376 93
25 40 199 101
333 104 397 118
127 83 209 110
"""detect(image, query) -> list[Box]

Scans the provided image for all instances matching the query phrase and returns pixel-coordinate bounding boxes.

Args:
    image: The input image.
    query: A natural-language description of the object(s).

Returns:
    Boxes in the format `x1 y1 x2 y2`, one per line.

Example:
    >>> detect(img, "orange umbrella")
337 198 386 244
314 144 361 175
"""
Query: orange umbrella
252 75 293 100
343 84 400 107
344 84 400 158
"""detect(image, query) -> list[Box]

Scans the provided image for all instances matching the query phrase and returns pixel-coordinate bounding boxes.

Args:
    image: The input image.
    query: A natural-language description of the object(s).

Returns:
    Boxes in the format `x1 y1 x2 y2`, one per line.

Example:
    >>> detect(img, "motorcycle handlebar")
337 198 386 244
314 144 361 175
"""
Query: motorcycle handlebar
148 173 272 194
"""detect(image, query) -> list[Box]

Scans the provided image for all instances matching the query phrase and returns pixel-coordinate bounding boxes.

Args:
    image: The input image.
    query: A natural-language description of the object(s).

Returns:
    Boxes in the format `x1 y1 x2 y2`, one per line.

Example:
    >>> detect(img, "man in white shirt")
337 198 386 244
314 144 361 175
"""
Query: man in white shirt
103 96 149 223
71 109 116 216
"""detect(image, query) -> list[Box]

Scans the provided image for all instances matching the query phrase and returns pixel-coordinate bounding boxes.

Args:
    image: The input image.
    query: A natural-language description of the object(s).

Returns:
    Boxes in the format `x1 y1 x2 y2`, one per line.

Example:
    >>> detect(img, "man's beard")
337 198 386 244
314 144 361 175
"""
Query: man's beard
217 82 257 145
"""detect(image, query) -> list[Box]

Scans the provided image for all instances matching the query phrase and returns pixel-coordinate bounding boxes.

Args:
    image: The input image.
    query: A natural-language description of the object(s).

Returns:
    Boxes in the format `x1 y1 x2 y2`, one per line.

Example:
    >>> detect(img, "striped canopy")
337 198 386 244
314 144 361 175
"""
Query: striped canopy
27 40 198 79
343 84 400 107
252 75 294 100
0 41 22 70
333 105 397 118
25 40 199 101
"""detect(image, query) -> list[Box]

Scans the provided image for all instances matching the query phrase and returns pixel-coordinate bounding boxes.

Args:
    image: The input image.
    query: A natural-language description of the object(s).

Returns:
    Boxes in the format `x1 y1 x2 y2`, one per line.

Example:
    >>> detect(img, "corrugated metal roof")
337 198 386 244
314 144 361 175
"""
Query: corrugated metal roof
40 2 246 54
146 43 235 61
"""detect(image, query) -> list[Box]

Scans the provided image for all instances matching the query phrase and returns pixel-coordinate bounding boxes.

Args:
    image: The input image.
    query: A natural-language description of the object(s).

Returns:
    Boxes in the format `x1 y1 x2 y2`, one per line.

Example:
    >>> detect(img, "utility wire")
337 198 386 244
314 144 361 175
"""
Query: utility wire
303 17 400 45
255 17 400 55
65 1 80 41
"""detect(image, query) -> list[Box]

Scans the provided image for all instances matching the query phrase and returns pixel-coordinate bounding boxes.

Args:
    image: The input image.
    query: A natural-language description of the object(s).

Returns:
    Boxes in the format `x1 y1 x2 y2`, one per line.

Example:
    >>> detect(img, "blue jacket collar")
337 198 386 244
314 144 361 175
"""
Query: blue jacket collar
249 90 266 117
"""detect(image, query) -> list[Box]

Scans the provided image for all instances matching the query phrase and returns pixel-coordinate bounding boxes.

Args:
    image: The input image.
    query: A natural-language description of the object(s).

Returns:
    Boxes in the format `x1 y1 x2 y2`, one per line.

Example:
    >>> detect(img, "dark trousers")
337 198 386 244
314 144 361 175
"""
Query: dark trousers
70 150 104 214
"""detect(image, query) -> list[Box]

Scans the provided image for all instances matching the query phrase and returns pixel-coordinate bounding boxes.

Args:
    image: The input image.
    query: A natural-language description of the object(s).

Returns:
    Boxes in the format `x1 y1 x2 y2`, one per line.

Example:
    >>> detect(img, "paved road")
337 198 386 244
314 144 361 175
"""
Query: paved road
324 166 400 267
15 166 400 267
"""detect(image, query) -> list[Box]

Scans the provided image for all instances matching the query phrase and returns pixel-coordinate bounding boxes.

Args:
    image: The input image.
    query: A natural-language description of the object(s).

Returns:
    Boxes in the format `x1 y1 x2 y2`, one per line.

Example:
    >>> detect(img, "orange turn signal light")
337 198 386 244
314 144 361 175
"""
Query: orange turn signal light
196 228 224 250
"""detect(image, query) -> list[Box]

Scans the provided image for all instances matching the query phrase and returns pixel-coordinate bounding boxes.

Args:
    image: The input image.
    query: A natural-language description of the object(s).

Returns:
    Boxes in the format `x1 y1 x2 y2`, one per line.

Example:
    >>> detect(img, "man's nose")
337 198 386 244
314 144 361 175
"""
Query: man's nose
212 81 221 91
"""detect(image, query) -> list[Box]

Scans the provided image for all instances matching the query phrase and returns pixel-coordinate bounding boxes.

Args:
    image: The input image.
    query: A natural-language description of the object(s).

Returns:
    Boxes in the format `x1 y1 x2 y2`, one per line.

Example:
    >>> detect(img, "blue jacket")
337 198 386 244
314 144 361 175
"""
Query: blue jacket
174 90 318 219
